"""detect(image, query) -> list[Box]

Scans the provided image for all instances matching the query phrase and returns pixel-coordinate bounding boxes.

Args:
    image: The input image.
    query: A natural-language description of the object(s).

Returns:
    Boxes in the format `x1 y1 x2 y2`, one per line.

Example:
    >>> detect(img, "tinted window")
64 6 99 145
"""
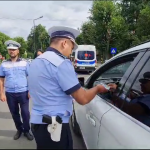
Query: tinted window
77 51 94 60
114 52 150 127
89 52 140 103
92 60 133 101
120 57 150 101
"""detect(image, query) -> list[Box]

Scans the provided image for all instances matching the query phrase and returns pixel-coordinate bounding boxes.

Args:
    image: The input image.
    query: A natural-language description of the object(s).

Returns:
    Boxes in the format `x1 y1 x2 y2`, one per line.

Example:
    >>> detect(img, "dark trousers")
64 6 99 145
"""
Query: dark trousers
31 123 73 149
6 91 30 133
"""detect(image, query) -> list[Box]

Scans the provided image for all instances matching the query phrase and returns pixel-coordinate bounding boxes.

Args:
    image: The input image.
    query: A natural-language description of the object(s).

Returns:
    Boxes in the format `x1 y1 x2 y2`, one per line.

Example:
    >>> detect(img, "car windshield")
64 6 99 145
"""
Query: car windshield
77 51 94 60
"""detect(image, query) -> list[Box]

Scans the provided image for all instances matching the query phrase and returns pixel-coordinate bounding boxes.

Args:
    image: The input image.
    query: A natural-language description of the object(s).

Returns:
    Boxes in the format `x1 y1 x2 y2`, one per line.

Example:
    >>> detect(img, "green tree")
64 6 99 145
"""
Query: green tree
22 50 27 58
130 5 150 47
27 52 34 59
121 0 149 32
6 53 10 60
136 5 150 38
0 32 11 57
75 33 84 45
80 21 96 45
27 24 49 53
89 1 128 60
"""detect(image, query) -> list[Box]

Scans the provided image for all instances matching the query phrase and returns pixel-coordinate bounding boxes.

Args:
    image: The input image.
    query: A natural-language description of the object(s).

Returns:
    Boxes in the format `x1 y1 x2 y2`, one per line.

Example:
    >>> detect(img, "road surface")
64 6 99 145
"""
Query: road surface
0 72 91 149
0 99 87 149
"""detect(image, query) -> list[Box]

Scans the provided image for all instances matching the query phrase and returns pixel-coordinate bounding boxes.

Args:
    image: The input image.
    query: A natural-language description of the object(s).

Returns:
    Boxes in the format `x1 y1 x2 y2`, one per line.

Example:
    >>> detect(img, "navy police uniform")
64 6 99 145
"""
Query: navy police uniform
28 26 80 149
0 40 31 138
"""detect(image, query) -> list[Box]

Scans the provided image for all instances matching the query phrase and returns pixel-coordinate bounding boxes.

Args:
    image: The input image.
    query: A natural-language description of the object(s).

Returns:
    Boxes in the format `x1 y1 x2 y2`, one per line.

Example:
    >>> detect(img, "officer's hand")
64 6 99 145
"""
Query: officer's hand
28 92 31 99
0 93 7 102
97 85 108 94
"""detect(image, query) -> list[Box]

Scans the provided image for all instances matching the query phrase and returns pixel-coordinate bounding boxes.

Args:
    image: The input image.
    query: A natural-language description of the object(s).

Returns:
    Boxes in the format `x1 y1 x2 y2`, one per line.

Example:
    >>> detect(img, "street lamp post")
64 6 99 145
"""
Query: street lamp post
33 16 43 53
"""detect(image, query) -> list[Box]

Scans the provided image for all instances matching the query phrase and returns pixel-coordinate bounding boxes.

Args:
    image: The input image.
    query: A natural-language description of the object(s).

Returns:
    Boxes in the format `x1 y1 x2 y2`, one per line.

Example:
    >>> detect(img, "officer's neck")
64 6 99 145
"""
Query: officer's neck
11 56 19 62
50 45 64 55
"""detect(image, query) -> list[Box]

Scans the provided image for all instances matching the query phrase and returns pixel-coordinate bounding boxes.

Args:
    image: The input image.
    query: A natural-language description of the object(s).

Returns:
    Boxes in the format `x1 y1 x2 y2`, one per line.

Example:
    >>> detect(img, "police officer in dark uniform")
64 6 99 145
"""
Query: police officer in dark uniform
0 40 33 141
28 26 112 149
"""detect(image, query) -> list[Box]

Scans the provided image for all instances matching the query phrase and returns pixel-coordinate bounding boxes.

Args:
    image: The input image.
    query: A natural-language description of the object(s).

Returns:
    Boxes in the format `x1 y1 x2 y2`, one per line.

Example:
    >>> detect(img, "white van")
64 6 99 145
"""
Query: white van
73 45 97 72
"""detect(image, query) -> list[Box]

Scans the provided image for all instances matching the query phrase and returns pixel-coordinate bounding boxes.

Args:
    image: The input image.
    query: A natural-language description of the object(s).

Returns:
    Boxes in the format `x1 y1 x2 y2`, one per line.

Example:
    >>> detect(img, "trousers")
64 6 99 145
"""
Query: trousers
31 123 73 149
6 91 30 132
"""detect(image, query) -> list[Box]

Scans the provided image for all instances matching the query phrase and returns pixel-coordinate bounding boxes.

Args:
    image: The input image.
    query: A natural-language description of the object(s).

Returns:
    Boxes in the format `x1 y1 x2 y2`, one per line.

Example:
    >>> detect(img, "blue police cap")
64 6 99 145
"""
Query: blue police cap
5 40 21 50
48 26 80 50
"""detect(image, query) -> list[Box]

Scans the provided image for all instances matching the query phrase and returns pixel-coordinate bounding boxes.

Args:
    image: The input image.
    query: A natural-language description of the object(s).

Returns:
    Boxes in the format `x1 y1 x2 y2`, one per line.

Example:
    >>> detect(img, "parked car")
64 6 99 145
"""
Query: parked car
71 41 150 149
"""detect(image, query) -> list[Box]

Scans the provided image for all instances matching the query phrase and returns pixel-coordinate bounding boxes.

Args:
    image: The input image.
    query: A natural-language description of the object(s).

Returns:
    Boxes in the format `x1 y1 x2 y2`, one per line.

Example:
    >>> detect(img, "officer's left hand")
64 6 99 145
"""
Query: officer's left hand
97 85 109 93
0 93 7 102
28 92 31 99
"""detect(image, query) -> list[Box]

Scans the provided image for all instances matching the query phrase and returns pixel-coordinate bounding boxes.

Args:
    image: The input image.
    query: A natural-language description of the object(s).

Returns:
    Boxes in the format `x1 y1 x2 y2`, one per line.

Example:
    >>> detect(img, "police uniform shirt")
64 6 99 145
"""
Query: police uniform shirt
0 58 29 93
28 47 81 124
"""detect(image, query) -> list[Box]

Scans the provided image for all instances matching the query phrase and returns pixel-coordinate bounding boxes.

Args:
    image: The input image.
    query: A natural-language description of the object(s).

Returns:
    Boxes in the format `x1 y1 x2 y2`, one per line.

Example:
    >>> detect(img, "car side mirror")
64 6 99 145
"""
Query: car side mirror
78 77 85 86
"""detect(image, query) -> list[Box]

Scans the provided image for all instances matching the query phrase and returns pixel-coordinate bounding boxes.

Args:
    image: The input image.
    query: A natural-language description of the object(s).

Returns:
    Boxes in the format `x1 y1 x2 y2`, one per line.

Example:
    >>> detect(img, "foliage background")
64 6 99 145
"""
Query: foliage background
0 0 150 62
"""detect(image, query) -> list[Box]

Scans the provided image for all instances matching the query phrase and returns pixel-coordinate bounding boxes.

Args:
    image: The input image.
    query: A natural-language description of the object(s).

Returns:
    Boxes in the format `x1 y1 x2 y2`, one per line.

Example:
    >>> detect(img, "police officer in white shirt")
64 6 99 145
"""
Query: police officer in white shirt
0 40 33 141
28 26 113 149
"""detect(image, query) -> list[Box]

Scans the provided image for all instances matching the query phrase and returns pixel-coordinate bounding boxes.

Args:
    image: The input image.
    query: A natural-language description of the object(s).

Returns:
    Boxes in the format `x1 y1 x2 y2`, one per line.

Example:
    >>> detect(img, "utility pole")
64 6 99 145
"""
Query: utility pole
33 16 43 53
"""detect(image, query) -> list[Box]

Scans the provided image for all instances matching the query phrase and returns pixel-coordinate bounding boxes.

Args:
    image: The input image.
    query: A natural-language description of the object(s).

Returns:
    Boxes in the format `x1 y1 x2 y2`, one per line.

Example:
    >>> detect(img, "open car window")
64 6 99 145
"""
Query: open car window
93 60 133 88
88 51 145 103
86 51 146 91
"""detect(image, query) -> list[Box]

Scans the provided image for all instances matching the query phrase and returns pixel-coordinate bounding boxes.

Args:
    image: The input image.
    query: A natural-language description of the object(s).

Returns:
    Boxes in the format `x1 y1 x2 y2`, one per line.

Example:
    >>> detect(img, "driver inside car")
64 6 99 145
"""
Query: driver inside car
108 72 150 127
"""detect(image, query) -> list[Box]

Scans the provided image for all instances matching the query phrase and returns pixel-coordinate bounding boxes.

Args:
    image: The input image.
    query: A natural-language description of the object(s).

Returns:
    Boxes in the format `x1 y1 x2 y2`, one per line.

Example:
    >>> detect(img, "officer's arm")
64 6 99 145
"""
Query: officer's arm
0 78 5 95
25 62 30 98
56 60 107 105
71 86 101 105
25 61 30 76
0 65 5 95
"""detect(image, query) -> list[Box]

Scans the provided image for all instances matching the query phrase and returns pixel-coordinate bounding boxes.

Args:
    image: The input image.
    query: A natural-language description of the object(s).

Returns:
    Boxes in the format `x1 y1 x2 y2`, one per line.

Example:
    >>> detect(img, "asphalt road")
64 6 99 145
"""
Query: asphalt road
0 72 91 149
0 100 87 149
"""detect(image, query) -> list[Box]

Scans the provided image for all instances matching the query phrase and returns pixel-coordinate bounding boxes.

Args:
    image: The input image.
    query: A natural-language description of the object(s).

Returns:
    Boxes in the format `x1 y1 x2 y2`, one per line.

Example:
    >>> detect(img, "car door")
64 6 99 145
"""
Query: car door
75 93 112 149
75 50 146 149
98 50 150 149
74 89 112 149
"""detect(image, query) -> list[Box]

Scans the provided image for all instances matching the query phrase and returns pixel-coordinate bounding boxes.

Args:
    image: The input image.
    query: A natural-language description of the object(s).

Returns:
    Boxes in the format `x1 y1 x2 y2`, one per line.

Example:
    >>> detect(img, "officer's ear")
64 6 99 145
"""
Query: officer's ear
62 39 67 48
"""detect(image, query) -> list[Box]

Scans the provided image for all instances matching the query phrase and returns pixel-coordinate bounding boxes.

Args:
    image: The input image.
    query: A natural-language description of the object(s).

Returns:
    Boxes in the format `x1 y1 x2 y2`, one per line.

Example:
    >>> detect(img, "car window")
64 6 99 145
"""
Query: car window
87 52 146 104
97 61 132 79
90 58 136 104
93 61 133 89
114 52 150 127
77 51 95 60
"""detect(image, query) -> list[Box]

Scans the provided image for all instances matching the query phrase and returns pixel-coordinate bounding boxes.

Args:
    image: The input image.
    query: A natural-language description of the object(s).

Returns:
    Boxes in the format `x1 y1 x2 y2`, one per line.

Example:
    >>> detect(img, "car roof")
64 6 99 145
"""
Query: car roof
74 45 96 52
107 41 150 63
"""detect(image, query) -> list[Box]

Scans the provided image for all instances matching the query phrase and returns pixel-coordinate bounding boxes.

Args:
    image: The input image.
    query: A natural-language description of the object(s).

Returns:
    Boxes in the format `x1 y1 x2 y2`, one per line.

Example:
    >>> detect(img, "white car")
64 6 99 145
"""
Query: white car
71 41 150 149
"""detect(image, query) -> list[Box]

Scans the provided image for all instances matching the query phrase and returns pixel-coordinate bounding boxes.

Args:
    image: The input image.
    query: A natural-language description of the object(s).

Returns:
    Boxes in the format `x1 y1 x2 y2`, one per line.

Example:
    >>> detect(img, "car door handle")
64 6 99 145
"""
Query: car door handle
86 114 96 126
86 114 90 120
89 117 96 126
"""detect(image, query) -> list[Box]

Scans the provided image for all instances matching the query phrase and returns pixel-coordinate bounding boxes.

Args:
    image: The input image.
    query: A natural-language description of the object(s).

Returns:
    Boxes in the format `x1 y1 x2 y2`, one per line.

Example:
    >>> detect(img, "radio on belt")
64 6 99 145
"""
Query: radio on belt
100 83 110 90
